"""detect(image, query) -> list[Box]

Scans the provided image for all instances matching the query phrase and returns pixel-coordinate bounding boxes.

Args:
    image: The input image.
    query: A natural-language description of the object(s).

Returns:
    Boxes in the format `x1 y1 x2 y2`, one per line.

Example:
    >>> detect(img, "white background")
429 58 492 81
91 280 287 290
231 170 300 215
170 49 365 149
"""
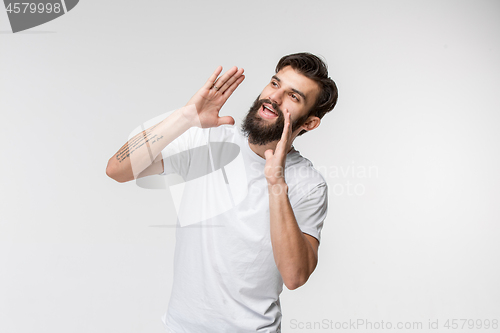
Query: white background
1 1 499 332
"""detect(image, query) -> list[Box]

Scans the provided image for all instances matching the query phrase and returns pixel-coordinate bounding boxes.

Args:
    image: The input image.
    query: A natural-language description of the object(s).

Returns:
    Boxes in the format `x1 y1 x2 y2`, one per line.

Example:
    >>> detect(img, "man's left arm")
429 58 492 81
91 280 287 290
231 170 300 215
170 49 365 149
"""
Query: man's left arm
264 109 322 290
268 183 319 290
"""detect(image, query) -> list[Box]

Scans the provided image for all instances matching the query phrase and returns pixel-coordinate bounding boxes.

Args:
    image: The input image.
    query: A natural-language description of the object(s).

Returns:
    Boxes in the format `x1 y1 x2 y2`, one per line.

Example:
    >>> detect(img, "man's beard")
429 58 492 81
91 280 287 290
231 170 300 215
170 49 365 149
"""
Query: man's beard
241 96 308 146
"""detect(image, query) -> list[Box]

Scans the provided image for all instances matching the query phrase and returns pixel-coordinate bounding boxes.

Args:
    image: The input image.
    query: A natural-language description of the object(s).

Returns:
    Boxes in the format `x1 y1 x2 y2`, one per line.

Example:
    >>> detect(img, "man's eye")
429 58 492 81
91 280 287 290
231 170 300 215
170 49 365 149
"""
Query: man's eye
271 81 278 87
291 94 299 101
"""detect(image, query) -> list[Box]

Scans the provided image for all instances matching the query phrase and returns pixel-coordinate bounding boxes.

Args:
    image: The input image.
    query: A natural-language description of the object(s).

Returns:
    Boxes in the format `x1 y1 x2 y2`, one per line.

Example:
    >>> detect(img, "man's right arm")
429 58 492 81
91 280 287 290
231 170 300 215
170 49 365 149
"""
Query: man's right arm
105 66 245 183
105 106 196 183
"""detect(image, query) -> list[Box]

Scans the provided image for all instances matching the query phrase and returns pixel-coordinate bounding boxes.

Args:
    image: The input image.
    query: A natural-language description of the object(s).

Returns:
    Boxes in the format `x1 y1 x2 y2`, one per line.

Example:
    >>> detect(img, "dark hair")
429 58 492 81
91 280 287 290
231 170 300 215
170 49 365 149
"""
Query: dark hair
276 52 338 135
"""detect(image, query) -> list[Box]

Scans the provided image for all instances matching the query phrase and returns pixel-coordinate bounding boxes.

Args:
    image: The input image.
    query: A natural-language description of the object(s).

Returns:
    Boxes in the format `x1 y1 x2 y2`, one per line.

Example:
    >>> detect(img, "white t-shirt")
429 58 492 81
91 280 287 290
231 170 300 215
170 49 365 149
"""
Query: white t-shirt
159 124 328 333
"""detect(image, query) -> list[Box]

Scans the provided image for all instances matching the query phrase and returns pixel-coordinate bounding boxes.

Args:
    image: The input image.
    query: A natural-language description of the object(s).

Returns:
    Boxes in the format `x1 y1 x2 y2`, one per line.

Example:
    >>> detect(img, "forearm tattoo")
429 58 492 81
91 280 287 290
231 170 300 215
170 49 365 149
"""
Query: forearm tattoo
115 123 164 163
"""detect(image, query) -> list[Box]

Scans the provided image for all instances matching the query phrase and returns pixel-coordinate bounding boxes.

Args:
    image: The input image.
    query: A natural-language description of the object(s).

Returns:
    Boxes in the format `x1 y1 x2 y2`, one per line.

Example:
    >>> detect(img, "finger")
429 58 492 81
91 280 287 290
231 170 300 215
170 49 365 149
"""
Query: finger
216 116 235 127
222 75 245 97
286 111 292 139
203 66 223 90
275 109 290 155
280 109 291 141
218 68 244 94
264 149 274 160
213 66 238 90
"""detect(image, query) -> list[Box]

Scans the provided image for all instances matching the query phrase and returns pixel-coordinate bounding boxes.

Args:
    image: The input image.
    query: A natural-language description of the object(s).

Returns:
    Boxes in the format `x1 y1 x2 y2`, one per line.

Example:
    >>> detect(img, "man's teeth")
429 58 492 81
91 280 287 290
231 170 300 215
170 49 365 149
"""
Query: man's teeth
264 105 277 115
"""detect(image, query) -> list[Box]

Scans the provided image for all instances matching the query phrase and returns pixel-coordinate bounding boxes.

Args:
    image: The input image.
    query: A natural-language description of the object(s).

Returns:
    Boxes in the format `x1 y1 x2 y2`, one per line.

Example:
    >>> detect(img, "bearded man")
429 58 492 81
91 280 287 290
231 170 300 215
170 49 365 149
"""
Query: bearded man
106 52 338 333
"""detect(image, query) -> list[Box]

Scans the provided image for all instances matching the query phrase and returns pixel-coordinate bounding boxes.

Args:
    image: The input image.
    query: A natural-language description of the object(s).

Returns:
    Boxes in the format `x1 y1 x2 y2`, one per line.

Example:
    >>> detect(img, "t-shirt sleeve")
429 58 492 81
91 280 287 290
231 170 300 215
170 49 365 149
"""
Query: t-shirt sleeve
293 182 328 244
158 126 208 177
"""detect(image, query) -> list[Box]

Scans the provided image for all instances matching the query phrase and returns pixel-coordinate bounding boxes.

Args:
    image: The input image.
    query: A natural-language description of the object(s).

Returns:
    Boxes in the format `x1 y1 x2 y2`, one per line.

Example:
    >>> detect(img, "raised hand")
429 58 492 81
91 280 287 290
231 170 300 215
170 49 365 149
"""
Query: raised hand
183 66 245 128
264 109 293 186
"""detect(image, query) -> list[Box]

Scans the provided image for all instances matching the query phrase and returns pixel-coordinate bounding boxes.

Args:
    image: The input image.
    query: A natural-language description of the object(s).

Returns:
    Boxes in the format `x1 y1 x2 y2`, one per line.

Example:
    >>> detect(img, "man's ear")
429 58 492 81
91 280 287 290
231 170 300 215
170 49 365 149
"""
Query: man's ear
301 116 321 132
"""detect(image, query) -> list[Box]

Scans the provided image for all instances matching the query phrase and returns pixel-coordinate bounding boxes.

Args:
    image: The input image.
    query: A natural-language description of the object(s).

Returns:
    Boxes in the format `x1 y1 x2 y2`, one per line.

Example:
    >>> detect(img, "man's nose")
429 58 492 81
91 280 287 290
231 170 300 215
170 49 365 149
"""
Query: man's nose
267 90 283 105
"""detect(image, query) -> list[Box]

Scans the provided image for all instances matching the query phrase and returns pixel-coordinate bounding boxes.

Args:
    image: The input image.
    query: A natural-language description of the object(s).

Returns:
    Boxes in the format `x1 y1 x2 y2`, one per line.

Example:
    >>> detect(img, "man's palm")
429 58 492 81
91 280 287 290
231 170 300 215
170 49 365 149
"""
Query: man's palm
185 66 245 128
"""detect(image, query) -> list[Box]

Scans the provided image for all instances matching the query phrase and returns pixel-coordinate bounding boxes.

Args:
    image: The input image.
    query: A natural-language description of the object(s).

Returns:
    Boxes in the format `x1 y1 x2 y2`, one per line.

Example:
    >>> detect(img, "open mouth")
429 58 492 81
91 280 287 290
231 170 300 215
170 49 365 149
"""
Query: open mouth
259 104 279 119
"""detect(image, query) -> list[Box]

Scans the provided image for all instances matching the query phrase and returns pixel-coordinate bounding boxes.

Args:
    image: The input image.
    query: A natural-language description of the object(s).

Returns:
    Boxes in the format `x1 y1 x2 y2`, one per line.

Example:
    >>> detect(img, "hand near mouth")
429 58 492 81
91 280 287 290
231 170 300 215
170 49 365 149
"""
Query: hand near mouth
264 109 293 186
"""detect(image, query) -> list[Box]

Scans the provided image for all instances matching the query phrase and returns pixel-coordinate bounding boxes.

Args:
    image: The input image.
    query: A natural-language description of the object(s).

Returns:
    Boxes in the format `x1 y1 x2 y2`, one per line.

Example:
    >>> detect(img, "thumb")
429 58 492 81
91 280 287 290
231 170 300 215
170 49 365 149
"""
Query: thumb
264 149 274 160
217 116 235 127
